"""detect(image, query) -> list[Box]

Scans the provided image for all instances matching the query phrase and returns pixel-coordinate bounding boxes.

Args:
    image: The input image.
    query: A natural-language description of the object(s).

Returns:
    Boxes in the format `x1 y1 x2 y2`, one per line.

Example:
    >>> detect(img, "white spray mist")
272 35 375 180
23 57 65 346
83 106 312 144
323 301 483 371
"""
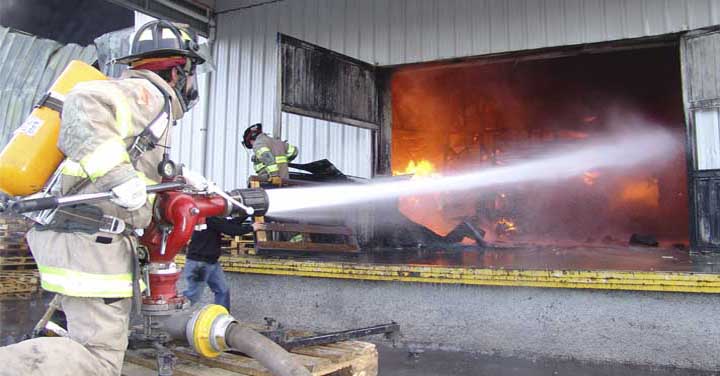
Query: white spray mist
265 128 678 216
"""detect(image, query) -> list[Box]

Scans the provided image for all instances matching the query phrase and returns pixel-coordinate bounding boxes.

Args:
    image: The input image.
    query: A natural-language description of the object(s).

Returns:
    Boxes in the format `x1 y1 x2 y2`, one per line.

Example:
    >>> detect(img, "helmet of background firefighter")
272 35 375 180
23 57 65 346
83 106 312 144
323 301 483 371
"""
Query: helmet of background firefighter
242 123 263 149
115 20 208 112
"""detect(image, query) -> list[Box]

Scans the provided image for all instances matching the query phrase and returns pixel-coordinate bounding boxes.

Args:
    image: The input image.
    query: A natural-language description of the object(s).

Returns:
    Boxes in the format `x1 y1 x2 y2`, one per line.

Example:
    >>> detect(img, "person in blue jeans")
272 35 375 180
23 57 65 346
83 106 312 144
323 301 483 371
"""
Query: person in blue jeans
183 217 252 310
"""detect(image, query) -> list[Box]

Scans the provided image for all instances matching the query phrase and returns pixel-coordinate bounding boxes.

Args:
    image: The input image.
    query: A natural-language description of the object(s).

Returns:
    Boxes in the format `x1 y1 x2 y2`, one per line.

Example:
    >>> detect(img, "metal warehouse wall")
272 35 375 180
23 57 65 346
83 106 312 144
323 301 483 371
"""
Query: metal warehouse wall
207 0 720 189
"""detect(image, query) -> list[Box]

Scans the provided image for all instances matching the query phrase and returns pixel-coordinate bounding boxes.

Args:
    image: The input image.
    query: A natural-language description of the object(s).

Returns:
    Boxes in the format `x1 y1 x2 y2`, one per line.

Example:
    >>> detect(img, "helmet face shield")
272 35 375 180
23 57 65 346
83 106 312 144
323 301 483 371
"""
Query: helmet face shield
183 74 200 111
173 66 200 113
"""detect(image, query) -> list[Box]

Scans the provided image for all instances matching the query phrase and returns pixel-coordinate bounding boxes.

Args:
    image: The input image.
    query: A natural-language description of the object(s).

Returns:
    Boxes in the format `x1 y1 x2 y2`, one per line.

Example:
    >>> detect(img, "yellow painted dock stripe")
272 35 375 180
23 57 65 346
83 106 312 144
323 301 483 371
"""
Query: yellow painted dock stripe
175 255 720 294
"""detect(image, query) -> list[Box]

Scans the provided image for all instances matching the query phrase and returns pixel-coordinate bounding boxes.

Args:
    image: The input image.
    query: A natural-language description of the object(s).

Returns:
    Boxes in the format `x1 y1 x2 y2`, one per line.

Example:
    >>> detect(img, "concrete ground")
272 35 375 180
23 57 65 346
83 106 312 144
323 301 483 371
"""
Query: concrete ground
0 294 716 375
375 344 716 376
0 294 51 346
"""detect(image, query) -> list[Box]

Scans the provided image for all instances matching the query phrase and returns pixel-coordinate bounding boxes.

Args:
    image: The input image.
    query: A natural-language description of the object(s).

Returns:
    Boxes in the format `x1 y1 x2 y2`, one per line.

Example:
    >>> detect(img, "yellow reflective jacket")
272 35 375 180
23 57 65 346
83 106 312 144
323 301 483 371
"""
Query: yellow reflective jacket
252 133 298 180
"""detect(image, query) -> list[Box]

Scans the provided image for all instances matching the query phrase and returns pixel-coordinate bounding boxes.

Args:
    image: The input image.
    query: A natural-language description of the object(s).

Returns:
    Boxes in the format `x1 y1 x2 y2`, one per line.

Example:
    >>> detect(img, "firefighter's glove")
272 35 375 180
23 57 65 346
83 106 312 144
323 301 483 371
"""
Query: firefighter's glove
183 168 209 191
111 177 147 211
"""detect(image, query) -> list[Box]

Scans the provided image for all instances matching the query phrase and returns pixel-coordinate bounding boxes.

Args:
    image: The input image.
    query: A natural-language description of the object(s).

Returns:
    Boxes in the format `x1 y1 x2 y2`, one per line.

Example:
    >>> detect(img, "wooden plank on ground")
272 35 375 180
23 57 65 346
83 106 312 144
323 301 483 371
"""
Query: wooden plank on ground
291 341 374 363
125 349 239 376
124 340 377 376
174 347 338 376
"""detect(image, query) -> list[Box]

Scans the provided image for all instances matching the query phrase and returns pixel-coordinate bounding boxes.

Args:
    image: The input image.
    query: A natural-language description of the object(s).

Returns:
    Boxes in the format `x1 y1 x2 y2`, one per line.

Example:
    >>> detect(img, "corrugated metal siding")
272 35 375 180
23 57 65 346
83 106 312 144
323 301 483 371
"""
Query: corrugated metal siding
170 72 210 173
94 27 134 78
208 0 720 188
0 26 96 148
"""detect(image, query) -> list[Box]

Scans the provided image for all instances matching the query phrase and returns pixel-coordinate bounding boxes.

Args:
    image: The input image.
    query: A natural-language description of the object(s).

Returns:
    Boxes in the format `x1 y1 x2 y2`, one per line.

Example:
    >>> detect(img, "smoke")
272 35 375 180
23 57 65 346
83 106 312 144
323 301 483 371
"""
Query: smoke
266 127 678 216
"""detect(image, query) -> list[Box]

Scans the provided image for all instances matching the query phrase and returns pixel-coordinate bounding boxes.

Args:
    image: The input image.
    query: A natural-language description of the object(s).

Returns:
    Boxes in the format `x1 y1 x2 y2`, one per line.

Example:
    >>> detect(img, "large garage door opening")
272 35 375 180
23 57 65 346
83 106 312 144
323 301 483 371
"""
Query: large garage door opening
390 46 689 251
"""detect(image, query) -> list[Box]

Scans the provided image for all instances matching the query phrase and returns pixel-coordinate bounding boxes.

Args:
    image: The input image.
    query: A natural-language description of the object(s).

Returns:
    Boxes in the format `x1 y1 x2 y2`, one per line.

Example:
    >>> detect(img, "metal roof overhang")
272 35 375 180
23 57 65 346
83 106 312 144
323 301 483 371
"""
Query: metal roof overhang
106 0 214 36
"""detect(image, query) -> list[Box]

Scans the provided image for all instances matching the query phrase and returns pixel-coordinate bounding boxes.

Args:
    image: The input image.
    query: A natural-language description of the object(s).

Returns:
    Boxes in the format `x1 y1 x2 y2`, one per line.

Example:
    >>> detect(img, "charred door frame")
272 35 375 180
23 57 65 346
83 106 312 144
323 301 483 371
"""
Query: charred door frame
375 69 393 175
681 29 720 253
683 103 720 253
276 33 388 177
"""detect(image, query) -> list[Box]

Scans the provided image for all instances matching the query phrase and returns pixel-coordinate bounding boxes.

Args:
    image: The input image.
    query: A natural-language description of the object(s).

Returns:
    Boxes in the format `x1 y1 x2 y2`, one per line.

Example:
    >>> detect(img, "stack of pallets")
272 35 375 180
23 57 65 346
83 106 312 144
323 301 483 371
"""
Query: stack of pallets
221 233 256 256
0 216 39 299
0 270 40 300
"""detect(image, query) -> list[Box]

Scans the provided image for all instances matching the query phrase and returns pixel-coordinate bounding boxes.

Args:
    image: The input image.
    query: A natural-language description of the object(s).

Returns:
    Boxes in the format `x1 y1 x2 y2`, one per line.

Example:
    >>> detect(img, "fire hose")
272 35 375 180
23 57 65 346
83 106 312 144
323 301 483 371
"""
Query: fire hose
160 306 311 376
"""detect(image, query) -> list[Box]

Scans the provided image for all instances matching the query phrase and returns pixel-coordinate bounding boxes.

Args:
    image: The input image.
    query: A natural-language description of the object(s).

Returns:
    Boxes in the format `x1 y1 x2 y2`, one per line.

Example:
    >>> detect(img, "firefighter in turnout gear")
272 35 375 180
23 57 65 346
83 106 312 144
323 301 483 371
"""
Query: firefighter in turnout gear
0 21 207 376
242 123 299 182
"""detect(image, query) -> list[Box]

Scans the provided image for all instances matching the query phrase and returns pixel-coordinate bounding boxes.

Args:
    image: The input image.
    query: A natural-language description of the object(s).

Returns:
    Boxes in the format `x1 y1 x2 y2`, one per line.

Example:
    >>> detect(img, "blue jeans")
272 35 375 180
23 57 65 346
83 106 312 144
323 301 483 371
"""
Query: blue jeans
182 259 231 310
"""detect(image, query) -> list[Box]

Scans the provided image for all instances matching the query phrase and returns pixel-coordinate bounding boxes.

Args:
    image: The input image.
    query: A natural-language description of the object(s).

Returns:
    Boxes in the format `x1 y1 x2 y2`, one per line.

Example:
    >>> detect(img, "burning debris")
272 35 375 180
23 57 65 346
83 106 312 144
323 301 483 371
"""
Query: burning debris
393 159 438 178
495 218 518 238
629 234 660 247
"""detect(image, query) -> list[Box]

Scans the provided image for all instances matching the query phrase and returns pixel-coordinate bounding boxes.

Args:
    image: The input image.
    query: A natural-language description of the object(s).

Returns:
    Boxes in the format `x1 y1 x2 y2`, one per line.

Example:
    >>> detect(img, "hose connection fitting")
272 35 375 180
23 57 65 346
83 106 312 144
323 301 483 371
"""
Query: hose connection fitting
185 304 237 358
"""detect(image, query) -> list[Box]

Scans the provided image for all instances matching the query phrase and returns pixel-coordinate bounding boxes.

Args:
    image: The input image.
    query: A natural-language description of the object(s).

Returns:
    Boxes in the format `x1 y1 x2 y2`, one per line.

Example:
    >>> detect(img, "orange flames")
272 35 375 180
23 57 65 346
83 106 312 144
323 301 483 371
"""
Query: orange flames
617 179 660 209
495 218 518 238
393 159 439 178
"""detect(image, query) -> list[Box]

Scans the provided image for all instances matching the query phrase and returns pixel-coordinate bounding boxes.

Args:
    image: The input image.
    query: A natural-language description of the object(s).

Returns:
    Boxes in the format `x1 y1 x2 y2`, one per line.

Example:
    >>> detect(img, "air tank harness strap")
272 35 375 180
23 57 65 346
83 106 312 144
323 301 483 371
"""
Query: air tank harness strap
36 204 128 236
128 89 172 161
35 92 64 113
128 235 143 315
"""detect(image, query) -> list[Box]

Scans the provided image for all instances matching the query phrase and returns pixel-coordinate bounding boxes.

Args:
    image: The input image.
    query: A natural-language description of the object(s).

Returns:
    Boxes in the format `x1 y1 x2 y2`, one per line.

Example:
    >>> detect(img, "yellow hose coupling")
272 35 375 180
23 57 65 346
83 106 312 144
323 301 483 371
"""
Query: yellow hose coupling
186 304 237 358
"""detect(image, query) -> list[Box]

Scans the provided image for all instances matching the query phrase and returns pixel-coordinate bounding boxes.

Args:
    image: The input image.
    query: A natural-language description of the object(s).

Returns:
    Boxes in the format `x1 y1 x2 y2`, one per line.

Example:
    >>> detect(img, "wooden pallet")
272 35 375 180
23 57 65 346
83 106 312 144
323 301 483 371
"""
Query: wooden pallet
0 217 31 229
0 240 29 248
0 270 40 295
251 223 360 254
122 341 377 376
0 229 28 237
0 217 31 254
223 234 256 256
0 243 29 253
0 249 31 258
0 255 37 270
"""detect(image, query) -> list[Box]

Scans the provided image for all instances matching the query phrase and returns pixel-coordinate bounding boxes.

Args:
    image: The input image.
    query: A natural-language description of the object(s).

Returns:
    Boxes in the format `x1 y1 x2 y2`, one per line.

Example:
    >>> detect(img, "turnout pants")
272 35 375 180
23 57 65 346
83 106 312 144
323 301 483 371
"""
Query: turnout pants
0 295 131 376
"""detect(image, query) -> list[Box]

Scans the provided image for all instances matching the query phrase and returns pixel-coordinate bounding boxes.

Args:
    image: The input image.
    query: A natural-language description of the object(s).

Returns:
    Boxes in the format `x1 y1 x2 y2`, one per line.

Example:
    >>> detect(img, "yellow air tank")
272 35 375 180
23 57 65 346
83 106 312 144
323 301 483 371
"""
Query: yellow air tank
0 60 107 196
